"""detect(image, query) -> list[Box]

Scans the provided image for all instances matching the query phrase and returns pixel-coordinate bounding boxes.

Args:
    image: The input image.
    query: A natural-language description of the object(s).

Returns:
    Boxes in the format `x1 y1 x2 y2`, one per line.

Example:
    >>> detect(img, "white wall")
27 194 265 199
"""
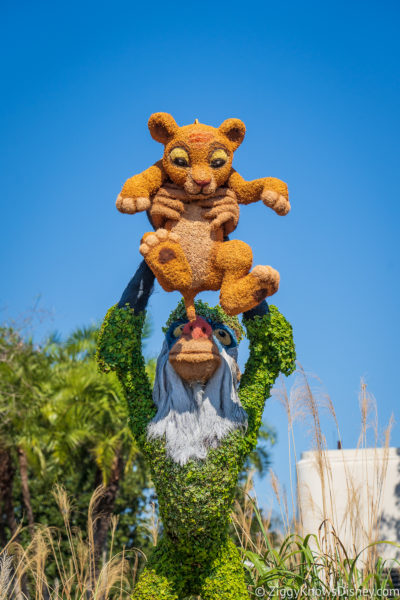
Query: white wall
297 447 400 561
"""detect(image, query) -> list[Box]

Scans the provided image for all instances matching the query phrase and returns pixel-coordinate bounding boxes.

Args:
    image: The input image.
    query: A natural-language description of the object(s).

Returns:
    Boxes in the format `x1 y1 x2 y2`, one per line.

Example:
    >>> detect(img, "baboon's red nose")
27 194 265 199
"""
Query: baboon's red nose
183 317 212 339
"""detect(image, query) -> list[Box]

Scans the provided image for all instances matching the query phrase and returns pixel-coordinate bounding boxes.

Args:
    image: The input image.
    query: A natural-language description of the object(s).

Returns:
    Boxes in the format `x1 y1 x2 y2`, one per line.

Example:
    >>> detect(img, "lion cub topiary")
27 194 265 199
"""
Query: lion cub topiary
116 113 290 320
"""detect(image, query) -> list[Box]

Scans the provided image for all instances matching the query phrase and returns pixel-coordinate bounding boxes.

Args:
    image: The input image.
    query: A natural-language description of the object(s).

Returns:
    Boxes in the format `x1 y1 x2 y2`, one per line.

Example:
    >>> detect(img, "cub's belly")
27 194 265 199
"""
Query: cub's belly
170 203 220 290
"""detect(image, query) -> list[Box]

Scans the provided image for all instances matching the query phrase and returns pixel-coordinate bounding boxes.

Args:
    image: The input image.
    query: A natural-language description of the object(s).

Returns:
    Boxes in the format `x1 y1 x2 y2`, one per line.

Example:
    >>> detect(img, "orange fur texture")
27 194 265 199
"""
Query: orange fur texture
117 113 290 319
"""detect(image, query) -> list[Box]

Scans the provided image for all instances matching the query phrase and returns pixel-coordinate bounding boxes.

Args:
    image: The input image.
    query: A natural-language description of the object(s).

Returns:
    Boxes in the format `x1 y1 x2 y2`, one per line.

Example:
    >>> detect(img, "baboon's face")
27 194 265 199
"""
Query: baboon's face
165 316 238 384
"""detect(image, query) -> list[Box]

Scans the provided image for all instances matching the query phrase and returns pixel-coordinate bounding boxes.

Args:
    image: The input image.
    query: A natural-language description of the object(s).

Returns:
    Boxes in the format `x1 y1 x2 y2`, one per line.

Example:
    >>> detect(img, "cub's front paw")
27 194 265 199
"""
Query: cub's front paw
139 229 192 292
116 194 151 214
261 190 290 216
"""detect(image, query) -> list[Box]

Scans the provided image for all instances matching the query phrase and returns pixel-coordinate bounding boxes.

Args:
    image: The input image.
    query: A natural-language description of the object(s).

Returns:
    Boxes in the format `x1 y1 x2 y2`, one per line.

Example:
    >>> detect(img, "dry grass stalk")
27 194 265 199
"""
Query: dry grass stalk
255 369 395 589
232 471 274 559
272 375 303 523
234 368 396 594
0 551 13 600
146 503 159 548
1 486 140 599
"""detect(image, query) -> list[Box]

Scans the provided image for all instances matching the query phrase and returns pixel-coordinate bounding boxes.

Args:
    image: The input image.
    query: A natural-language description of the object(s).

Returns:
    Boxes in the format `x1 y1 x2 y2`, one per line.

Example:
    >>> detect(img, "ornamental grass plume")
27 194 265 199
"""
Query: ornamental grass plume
232 471 274 558
0 551 13 600
142 502 159 548
234 369 399 598
2 486 141 600
238 504 400 599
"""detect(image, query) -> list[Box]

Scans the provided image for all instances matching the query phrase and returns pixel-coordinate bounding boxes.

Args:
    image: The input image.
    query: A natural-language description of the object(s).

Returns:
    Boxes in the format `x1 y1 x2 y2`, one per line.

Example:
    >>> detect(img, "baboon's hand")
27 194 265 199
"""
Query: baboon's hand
202 195 240 236
149 192 185 229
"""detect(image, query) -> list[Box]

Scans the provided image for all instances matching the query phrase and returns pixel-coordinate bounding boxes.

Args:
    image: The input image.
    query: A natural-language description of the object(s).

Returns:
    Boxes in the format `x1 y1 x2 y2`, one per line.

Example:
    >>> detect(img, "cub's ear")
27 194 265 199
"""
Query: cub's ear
148 112 179 144
218 118 246 150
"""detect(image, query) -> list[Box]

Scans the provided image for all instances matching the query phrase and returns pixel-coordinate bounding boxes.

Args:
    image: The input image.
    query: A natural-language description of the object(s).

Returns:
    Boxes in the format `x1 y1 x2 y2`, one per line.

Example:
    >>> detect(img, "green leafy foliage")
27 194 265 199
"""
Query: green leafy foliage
163 298 245 341
243 501 400 599
240 307 296 454
0 321 154 569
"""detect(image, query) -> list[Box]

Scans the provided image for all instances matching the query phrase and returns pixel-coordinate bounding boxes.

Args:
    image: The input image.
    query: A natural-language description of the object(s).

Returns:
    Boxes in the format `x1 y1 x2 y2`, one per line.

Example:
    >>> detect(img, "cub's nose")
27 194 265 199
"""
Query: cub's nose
193 178 211 187
183 317 212 339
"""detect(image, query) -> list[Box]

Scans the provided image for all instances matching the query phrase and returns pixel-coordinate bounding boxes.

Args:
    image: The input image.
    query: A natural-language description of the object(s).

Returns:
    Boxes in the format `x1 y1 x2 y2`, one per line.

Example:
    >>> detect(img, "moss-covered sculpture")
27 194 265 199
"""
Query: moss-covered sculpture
116 113 290 320
97 263 295 599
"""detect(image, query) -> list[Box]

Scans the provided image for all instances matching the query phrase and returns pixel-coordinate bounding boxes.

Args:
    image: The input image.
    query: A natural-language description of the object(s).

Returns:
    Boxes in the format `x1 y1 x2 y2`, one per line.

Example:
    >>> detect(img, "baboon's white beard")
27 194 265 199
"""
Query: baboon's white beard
147 341 248 465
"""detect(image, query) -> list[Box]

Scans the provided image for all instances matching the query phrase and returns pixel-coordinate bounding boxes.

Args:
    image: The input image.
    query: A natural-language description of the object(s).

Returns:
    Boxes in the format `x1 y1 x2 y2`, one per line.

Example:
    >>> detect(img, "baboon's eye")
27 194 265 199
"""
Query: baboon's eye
169 147 190 168
210 148 229 169
214 328 232 346
173 323 185 338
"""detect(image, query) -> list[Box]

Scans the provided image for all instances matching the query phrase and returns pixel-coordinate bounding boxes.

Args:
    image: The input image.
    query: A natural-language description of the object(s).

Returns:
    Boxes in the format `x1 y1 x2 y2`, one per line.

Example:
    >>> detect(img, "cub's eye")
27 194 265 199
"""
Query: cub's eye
214 328 232 346
169 147 190 168
174 157 189 167
172 323 185 338
210 148 228 169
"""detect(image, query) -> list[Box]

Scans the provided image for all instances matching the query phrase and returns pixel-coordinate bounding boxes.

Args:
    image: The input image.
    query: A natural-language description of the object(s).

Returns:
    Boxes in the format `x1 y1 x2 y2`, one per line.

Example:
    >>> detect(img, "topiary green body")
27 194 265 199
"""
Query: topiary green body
97 302 295 599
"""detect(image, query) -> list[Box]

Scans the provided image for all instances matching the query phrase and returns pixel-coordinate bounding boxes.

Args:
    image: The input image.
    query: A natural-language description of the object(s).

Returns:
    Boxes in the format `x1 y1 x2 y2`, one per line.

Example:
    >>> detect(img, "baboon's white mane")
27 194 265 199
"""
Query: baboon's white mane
147 341 248 465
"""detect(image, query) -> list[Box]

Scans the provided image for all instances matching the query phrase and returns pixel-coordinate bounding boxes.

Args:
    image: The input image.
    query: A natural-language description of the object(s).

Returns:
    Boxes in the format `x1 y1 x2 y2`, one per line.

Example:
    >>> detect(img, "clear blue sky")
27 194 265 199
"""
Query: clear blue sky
1 0 399 511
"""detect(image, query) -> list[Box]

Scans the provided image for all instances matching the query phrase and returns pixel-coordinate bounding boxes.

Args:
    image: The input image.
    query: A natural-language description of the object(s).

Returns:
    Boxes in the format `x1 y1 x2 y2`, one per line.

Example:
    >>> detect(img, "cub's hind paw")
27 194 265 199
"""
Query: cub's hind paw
116 194 151 214
139 229 192 292
251 265 280 301
261 190 290 216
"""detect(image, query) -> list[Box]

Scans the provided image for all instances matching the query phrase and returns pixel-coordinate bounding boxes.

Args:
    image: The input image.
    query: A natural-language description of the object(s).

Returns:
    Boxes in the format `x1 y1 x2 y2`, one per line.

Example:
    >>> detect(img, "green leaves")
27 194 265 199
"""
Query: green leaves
242 501 400 599
163 298 245 341
0 318 153 560
240 306 296 454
